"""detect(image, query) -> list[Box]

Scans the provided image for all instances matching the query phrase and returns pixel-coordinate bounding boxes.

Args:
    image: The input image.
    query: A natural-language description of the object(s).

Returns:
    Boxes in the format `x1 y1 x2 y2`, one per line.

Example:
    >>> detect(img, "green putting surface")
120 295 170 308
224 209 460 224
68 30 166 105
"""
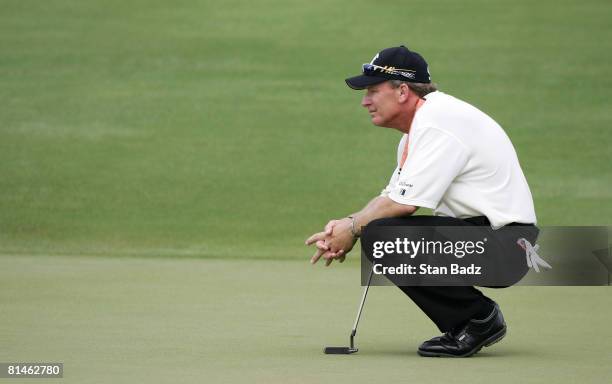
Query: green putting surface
1 255 610 383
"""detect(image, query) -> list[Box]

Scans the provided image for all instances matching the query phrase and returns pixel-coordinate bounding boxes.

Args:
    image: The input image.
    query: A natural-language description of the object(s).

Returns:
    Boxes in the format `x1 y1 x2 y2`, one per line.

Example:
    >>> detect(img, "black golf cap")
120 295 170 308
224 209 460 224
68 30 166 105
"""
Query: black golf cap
345 45 431 90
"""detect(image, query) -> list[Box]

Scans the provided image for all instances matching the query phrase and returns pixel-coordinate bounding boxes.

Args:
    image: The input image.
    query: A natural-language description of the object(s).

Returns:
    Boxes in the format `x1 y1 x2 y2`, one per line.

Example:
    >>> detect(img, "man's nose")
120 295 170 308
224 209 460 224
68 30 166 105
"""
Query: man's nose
361 95 371 107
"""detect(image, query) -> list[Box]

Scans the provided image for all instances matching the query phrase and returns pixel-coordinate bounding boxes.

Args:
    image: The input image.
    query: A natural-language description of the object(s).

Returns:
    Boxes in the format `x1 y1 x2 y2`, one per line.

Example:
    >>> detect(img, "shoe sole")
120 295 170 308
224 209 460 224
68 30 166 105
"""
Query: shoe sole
417 326 507 358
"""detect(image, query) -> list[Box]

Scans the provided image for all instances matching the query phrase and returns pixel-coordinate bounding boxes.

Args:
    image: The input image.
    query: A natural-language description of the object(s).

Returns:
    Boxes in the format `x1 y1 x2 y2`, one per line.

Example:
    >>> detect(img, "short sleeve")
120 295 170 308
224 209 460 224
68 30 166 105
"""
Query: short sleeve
387 127 469 208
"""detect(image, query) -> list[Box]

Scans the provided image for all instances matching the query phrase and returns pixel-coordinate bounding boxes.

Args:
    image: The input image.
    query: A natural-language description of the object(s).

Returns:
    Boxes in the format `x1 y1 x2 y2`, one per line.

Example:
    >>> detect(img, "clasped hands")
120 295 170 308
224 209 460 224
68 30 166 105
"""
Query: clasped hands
305 218 358 267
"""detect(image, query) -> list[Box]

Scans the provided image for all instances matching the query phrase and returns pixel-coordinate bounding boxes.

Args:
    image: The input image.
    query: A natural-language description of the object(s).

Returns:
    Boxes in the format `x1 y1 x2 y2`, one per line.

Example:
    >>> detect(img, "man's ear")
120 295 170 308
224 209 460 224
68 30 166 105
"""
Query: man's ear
397 83 411 103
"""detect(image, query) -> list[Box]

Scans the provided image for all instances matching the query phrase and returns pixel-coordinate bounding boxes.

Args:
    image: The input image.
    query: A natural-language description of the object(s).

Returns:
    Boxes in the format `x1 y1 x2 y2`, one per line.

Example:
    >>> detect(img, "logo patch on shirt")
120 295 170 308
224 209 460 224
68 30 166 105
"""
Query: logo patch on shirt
399 189 407 196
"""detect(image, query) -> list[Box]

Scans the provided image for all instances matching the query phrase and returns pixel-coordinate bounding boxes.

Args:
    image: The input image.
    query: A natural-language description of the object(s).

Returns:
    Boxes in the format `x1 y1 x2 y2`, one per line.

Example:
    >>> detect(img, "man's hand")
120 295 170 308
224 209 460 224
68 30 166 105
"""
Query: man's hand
305 198 416 267
305 218 357 267
305 220 342 266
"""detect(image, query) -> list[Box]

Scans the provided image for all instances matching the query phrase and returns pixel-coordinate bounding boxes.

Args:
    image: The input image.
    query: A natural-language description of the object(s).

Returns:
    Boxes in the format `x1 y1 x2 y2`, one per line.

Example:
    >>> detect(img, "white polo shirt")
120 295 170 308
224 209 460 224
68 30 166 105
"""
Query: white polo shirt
381 91 536 229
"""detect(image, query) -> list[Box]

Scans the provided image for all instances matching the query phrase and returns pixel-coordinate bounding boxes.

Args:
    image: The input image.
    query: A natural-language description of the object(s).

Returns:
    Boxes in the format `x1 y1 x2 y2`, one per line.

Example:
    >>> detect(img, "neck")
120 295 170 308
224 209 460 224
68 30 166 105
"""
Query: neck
395 97 425 134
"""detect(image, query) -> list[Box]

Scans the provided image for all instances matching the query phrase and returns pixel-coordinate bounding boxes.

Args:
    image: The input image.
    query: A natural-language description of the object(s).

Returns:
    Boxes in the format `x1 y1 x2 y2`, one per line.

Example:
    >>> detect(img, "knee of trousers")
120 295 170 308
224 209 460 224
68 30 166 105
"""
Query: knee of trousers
362 217 421 263
362 218 397 263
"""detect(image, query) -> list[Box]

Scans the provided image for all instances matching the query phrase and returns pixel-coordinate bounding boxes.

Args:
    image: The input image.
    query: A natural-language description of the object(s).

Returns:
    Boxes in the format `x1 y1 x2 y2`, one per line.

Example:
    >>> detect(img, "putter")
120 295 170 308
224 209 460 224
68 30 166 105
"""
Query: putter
324 268 374 354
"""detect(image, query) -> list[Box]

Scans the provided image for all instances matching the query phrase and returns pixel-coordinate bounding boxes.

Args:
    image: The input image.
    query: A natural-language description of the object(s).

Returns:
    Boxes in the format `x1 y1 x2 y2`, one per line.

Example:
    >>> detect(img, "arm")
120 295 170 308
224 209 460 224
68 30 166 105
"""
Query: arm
350 195 418 236
307 128 469 266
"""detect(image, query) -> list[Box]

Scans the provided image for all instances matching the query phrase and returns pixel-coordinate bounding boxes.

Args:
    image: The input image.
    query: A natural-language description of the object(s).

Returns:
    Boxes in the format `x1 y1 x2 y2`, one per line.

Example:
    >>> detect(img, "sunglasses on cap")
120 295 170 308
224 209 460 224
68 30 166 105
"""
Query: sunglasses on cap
362 63 416 80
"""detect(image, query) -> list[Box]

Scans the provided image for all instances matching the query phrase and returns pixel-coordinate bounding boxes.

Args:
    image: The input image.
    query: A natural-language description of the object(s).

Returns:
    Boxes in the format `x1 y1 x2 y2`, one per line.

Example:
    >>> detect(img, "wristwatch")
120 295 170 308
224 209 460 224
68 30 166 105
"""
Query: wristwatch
347 215 360 238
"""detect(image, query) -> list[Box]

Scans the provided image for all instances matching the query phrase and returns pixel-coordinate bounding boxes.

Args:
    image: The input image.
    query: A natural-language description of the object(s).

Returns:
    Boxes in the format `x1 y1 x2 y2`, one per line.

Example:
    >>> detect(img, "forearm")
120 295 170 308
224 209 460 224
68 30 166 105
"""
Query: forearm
351 196 417 236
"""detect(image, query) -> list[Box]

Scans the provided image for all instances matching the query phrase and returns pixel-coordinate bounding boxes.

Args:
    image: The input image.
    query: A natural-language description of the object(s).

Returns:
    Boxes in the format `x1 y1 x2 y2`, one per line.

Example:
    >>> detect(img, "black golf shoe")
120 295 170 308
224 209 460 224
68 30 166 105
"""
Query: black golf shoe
418 303 506 357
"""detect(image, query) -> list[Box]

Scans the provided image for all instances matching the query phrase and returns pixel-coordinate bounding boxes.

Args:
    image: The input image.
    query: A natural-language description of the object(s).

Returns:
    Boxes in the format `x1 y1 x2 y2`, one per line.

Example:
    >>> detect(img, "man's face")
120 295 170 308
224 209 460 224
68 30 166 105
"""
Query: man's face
361 81 401 127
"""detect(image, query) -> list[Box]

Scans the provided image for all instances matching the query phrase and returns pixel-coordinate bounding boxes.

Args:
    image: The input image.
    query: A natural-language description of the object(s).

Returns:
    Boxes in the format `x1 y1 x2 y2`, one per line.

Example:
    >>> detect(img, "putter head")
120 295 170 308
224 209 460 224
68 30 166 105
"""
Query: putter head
323 346 358 354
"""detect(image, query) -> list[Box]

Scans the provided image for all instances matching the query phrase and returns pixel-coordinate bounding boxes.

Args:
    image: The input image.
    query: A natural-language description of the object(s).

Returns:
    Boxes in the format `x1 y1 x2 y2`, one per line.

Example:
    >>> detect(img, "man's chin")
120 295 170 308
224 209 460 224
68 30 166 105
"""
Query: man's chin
370 118 387 127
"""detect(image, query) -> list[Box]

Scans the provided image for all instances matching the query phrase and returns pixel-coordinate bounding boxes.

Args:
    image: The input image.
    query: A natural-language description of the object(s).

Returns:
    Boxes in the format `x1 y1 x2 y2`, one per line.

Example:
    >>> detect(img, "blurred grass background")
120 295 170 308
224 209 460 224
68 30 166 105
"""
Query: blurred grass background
1 2 610 383
1 0 610 259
